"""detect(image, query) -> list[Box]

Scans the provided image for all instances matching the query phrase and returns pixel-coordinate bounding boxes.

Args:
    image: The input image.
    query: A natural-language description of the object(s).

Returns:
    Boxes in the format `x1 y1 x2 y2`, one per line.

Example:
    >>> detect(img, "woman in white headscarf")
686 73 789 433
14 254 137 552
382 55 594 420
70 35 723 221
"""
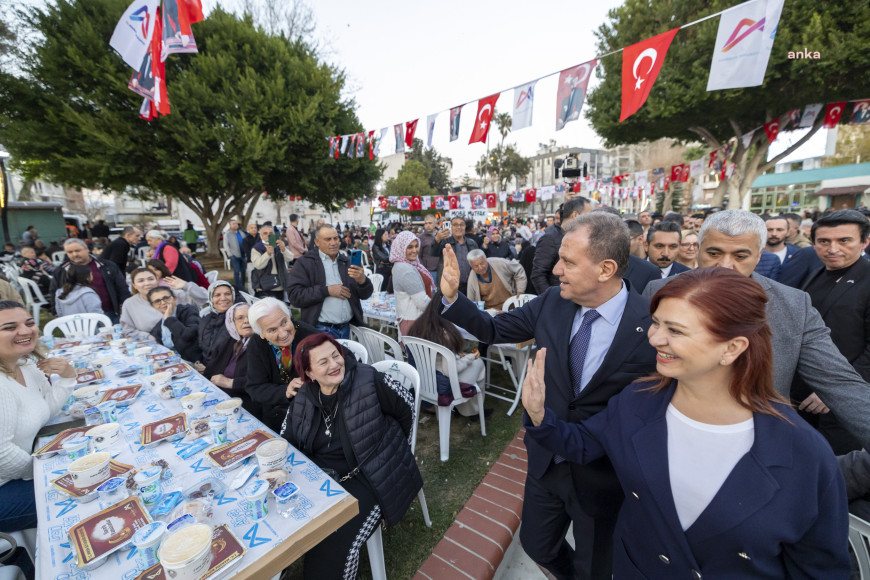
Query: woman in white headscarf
389 230 436 338
195 281 237 371
202 302 261 419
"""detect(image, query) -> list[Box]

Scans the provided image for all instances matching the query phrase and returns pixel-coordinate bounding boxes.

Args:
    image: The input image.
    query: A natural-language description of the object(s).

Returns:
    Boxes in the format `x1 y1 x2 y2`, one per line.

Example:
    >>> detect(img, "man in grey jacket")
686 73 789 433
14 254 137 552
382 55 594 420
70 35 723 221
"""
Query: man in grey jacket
222 219 245 289
644 210 870 449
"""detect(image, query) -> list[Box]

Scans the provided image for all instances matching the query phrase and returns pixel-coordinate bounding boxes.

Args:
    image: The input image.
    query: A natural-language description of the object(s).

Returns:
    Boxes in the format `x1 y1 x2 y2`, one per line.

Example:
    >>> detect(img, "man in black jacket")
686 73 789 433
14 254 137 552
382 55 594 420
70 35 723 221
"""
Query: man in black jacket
286 225 373 339
100 226 141 273
531 197 591 294
146 287 203 363
51 238 131 323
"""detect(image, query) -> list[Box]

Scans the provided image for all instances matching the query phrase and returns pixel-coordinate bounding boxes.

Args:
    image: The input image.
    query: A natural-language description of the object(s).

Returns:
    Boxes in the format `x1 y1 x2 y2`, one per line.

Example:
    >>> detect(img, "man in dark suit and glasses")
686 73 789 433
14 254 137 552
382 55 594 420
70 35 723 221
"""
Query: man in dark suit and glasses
439 212 657 580
795 209 870 453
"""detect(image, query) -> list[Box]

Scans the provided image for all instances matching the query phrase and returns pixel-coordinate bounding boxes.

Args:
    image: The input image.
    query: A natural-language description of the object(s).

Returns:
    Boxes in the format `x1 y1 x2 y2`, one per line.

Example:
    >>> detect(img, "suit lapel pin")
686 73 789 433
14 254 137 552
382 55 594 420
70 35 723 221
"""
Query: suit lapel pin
636 327 643 333
847 279 855 284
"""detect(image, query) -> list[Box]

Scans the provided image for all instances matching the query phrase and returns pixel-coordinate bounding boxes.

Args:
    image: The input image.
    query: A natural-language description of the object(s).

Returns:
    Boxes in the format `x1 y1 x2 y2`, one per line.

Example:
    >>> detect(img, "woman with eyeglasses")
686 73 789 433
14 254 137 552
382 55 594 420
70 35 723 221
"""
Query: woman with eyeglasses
676 231 699 270
147 286 203 363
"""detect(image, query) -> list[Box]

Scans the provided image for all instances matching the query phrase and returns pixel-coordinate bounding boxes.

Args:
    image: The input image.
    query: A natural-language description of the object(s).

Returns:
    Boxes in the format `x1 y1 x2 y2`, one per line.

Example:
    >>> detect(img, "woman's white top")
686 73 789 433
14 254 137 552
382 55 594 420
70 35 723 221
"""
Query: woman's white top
666 403 754 531
0 363 75 485
392 262 431 322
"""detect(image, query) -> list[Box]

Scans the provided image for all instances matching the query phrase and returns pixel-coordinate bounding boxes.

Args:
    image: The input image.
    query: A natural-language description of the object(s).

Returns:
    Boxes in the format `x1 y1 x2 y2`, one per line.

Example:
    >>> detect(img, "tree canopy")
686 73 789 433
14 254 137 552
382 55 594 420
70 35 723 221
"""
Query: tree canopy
405 138 451 195
586 0 870 207
0 0 380 254
383 160 436 199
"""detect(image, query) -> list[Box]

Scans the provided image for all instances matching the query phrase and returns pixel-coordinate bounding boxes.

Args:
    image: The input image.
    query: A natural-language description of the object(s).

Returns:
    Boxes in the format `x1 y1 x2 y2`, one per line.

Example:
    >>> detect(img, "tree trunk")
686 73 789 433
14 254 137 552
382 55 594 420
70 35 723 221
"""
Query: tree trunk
662 185 674 213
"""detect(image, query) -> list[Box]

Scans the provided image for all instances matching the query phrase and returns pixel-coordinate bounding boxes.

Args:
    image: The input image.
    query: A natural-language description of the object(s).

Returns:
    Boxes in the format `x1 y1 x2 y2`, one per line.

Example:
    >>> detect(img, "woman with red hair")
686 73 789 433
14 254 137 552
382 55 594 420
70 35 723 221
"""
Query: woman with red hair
522 267 848 578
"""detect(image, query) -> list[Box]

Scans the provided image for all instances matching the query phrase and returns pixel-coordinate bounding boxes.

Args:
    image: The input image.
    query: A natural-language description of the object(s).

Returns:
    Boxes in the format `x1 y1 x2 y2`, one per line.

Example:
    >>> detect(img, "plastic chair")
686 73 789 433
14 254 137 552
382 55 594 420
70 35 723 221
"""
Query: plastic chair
850 514 870 578
368 273 384 294
239 291 257 305
350 325 402 364
136 246 149 266
372 359 432 529
205 271 219 284
43 313 112 337
402 337 486 462
219 248 231 270
51 251 66 266
363 266 373 278
367 524 387 580
360 251 371 269
338 339 368 364
17 278 48 322
502 293 537 311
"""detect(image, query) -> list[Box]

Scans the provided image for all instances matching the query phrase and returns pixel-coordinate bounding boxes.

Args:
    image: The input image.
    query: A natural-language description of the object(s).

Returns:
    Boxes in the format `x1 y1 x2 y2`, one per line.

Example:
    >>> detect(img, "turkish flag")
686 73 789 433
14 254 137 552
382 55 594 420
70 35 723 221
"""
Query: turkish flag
448 195 458 210
486 193 497 208
670 164 689 183
367 130 375 160
411 196 422 211
824 102 847 128
379 197 388 210
346 200 355 209
573 182 582 193
469 93 500 144
763 119 781 143
525 189 537 203
405 119 418 148
620 28 680 122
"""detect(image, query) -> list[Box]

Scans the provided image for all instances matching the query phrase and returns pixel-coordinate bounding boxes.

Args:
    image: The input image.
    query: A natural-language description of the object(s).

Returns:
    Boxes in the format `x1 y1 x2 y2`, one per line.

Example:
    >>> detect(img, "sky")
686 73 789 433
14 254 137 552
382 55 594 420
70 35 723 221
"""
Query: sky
307 0 625 180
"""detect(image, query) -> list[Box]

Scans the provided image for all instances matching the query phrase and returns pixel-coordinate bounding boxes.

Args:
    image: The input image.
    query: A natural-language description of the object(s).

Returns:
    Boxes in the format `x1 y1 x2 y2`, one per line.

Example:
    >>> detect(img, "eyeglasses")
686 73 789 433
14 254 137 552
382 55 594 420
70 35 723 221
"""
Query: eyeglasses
150 296 173 305
680 242 699 249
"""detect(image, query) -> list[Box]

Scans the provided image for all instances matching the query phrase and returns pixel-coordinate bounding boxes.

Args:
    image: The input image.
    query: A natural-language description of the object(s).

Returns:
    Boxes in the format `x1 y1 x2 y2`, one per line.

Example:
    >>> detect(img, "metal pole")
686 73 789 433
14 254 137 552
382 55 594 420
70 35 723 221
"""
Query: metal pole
0 159 10 244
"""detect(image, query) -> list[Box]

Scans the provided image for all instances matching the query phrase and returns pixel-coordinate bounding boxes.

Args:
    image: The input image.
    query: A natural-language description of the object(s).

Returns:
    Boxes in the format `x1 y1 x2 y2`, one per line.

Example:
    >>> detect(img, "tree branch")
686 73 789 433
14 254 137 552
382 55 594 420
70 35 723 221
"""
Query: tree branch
687 126 722 150
759 114 825 173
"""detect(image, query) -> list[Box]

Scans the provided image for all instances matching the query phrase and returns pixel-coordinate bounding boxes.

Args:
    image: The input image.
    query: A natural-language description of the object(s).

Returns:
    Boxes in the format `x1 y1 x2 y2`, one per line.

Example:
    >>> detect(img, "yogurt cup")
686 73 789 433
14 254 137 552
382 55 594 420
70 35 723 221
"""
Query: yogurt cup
242 479 269 521
68 451 111 489
96 401 117 423
208 416 228 445
215 398 242 418
73 385 100 405
134 466 163 506
133 521 167 570
62 437 91 462
97 476 129 510
158 523 214 580
181 392 206 418
147 371 173 391
133 346 153 357
256 439 289 473
87 422 120 451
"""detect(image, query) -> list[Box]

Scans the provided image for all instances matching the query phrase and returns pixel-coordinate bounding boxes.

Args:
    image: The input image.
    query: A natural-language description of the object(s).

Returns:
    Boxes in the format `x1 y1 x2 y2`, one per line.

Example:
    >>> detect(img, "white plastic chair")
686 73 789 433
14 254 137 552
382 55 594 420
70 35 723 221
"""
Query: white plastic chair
363 266 373 278
372 359 432 530
850 514 870 578
367 525 387 580
51 251 66 266
402 337 486 462
502 293 537 311
338 339 368 364
205 270 219 284
350 325 402 364
219 248 231 270
368 273 384 294
239 291 257 305
43 313 112 337
17 278 48 322
136 246 149 266
360 251 371 269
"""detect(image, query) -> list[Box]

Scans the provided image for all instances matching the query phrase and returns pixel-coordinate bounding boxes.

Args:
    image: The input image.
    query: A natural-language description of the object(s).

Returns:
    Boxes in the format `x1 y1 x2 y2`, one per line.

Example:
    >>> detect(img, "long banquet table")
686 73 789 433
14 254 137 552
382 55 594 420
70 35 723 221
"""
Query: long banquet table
33 336 357 580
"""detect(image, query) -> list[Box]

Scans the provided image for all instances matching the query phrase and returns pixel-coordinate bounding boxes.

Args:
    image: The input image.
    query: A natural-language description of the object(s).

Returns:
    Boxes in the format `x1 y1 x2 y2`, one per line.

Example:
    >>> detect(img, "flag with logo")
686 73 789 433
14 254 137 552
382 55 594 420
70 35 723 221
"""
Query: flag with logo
394 124 405 153
129 7 168 117
340 135 349 155
498 191 507 203
798 104 823 128
110 0 160 69
405 120 418 148
448 195 458 210
459 194 472 210
396 197 409 210
388 196 398 207
556 60 597 130
512 80 537 131
706 0 785 90
620 29 680 122
824 102 847 128
763 118 781 143
511 191 524 203
469 94 500 144
449 106 462 142
850 100 870 125
426 113 438 149
421 196 431 209
486 193 497 208
634 170 649 187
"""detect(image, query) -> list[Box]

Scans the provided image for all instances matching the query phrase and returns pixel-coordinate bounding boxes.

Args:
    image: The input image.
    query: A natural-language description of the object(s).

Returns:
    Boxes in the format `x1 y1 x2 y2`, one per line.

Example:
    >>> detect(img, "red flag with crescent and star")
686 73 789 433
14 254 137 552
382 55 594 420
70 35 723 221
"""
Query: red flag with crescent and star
486 193 497 209
378 197 388 210
411 196 422 211
555 60 598 131
763 119 781 143
448 195 458 210
405 119 418 148
469 93 500 144
620 28 680 123
670 164 689 183
824 102 847 128
525 188 537 203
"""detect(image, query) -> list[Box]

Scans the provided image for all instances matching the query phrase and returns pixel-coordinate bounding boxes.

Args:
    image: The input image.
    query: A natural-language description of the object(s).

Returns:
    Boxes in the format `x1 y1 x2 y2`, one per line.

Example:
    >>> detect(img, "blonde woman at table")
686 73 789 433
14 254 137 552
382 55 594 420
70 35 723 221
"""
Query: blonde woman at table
389 230 435 338
120 267 164 337
0 301 75 534
280 332 422 580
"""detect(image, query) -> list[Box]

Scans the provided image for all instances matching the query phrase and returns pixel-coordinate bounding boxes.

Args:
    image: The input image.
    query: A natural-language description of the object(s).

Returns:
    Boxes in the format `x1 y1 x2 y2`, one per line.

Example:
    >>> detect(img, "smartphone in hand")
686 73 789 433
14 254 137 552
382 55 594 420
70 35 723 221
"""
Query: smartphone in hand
350 249 362 267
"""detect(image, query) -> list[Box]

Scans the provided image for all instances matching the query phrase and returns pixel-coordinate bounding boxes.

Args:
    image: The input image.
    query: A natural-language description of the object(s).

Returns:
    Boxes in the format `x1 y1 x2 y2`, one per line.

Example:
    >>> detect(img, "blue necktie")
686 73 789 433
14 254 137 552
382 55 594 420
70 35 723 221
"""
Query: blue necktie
555 309 600 465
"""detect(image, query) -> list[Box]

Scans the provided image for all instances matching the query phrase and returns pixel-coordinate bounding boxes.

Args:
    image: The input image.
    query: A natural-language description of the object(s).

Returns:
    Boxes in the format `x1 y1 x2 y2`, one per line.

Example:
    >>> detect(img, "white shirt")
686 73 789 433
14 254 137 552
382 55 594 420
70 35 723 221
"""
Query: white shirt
667 404 754 531
659 263 674 278
772 246 788 264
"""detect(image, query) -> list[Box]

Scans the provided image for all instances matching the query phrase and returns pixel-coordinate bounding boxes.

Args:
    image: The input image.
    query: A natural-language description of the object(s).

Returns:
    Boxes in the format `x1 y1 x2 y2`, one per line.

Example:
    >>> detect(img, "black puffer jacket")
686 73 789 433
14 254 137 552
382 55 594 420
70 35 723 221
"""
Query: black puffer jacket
281 356 423 526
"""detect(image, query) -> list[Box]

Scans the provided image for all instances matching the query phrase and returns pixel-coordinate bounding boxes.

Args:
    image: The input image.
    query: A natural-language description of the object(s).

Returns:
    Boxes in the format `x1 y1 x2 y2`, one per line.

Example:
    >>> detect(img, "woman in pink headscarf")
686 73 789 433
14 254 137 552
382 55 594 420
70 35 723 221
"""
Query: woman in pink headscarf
390 231 436 338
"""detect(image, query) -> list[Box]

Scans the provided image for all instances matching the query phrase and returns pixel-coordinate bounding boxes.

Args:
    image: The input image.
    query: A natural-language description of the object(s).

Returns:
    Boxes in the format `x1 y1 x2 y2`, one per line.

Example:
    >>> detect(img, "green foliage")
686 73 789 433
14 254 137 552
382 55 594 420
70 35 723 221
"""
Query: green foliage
476 144 532 192
0 20 13 59
0 0 380 254
382 160 436 199
405 138 451 195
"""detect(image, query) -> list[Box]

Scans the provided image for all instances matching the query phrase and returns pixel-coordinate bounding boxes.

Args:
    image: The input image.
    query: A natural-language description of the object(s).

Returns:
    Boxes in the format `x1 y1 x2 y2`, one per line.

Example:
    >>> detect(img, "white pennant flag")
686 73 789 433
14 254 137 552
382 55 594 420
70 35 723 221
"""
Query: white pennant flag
798 104 823 128
634 171 649 187
426 113 438 149
706 0 785 91
741 130 755 149
459 194 472 210
498 191 507 202
421 196 431 209
372 128 387 157
511 80 537 131
689 158 705 177
110 0 160 69
340 135 350 154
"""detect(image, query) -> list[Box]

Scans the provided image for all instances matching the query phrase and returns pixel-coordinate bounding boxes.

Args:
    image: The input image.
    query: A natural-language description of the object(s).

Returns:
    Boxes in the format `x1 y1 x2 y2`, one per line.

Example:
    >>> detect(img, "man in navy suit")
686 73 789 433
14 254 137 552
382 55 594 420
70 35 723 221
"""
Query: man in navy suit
438 212 657 580
763 215 799 268
645 221 690 278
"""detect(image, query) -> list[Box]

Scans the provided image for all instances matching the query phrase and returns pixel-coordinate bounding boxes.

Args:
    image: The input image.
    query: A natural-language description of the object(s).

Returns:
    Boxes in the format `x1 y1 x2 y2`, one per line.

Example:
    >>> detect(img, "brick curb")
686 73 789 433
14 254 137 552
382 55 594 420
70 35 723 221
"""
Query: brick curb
413 428 527 580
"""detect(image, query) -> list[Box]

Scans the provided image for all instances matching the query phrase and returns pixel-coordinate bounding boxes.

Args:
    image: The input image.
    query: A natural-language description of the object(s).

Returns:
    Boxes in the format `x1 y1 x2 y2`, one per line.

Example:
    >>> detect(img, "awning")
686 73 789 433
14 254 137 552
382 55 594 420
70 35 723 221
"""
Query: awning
814 185 870 196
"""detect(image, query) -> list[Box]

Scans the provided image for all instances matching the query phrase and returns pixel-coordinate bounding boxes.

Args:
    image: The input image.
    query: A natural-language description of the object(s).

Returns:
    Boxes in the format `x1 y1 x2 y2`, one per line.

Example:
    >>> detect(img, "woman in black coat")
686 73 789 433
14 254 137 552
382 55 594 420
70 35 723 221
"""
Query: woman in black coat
196 281 237 369
371 228 391 291
146 286 203 363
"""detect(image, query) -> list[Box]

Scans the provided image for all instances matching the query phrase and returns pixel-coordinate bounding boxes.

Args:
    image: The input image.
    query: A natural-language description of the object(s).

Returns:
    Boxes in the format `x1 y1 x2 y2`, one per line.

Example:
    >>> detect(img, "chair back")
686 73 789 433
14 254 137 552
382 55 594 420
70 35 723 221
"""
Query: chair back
51 251 66 266
401 337 464 403
502 293 537 311
363 266 373 278
372 360 422 452
136 246 149 265
17 277 48 321
337 339 368 364
219 248 231 270
43 313 112 338
351 325 402 364
369 273 384 294
205 271 219 284
239 291 257 305
360 251 371 268
850 514 870 578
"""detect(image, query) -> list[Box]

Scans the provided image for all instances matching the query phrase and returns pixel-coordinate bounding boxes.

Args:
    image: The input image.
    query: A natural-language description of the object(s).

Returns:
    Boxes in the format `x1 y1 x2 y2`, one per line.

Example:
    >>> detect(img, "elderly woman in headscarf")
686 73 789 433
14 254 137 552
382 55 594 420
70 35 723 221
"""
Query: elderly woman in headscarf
202 302 261 420
195 281 238 371
389 230 435 338
482 226 514 259
145 230 208 288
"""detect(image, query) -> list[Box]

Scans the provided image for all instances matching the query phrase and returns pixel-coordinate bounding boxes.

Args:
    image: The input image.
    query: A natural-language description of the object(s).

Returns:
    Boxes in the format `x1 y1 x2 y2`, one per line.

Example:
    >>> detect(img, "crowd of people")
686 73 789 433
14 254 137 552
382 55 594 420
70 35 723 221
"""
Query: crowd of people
0 199 870 579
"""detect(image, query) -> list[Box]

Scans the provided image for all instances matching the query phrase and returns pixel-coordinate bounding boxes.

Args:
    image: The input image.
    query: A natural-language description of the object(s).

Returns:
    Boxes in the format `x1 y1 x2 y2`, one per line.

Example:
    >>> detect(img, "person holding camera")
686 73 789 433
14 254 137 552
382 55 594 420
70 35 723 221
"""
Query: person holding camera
250 225 293 299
